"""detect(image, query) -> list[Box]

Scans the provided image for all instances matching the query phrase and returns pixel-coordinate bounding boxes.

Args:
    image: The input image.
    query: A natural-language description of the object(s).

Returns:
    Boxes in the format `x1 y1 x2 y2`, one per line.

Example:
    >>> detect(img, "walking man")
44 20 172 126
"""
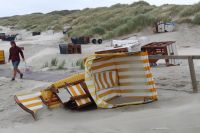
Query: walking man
8 41 25 81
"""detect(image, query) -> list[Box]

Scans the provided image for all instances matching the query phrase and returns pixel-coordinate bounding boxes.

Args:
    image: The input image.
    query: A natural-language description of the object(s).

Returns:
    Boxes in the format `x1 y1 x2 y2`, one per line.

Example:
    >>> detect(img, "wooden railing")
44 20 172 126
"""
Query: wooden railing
148 55 200 93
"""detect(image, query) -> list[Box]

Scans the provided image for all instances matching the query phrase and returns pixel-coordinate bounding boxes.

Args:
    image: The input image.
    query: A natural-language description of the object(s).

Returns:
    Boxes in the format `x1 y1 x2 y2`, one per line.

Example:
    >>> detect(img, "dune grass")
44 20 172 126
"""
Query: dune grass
57 60 66 69
75 59 85 70
193 13 200 24
179 3 200 17
51 58 58 66
1 1 200 39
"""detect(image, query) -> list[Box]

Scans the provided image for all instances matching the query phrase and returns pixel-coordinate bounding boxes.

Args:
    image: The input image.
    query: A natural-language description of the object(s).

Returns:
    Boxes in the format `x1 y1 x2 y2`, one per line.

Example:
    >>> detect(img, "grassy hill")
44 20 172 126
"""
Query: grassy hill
0 1 200 39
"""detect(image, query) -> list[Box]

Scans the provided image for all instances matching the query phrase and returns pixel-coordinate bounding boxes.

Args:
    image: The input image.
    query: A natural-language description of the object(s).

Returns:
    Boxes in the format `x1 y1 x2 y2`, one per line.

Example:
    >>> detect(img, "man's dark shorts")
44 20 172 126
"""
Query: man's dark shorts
12 60 20 69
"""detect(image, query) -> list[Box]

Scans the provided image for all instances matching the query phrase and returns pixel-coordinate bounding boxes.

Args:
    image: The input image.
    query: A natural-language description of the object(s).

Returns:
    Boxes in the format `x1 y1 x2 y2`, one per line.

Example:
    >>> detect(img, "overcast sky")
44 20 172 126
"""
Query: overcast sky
0 0 199 17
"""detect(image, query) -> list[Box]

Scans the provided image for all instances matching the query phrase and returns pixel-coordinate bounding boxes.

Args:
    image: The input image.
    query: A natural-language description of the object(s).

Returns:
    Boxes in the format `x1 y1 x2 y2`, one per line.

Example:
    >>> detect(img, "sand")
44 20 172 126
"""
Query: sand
1 24 200 133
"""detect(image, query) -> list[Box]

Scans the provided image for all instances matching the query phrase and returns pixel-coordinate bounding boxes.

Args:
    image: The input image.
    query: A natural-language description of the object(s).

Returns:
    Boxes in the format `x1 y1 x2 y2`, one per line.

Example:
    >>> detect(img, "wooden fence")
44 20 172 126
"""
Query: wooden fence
148 55 200 93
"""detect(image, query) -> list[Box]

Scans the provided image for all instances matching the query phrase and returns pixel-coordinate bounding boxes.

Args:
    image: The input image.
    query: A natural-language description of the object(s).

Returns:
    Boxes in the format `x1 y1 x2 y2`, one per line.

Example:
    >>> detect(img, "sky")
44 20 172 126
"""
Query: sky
0 0 199 17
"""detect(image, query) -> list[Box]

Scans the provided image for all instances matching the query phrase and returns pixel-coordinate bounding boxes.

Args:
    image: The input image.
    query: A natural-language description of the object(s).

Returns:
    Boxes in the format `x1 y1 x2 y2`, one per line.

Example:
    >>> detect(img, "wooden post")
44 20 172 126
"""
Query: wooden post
188 57 198 93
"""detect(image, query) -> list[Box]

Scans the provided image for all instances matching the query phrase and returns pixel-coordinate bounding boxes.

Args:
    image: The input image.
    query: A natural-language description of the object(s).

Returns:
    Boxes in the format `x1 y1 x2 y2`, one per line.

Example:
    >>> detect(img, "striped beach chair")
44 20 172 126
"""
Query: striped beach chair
14 92 43 120
14 52 157 120
84 52 158 108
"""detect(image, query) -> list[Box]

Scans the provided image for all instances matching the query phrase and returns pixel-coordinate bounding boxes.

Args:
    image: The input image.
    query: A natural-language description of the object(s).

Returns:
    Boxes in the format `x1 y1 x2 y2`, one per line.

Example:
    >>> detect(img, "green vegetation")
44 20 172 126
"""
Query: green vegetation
179 3 200 17
75 59 85 70
43 62 49 68
57 60 66 69
42 58 66 70
51 58 58 66
1 1 200 39
192 13 200 24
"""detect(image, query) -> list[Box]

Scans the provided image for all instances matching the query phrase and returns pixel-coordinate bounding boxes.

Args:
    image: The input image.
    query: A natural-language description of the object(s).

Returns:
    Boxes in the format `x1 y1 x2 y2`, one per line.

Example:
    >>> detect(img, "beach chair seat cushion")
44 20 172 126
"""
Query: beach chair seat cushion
14 92 43 119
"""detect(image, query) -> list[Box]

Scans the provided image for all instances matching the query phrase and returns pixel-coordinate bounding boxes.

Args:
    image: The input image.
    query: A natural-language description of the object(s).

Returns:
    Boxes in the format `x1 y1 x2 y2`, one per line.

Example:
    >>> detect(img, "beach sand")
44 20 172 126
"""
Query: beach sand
0 24 200 133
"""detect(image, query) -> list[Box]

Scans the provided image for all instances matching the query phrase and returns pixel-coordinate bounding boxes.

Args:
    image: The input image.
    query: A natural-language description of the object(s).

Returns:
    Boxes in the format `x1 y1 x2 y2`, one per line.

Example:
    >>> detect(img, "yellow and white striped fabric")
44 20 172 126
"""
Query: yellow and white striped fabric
16 92 43 112
42 73 85 109
85 52 158 108
94 70 119 91
52 73 85 89
67 83 91 107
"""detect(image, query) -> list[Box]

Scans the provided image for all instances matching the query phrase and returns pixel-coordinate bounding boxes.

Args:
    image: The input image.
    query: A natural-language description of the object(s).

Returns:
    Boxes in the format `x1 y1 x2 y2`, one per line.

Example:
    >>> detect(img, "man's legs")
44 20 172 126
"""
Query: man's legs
12 61 23 81
16 68 23 79
12 68 17 80
16 68 21 74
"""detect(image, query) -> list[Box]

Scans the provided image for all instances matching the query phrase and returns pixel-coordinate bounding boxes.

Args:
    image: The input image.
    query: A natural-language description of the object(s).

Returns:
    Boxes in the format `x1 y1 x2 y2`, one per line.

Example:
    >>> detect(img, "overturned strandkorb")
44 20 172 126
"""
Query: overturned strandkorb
14 52 158 120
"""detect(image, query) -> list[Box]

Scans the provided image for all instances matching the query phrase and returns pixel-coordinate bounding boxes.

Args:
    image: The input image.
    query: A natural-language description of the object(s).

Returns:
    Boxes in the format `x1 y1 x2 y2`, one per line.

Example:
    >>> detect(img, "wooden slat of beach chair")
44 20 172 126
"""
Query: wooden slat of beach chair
40 90 61 109
70 95 88 100
67 83 92 107
14 92 43 120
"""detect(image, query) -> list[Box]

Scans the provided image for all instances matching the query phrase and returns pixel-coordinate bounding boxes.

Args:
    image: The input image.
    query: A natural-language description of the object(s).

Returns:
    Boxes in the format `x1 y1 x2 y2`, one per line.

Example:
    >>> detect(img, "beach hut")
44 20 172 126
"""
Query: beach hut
14 52 157 119
154 21 175 33
0 50 5 64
